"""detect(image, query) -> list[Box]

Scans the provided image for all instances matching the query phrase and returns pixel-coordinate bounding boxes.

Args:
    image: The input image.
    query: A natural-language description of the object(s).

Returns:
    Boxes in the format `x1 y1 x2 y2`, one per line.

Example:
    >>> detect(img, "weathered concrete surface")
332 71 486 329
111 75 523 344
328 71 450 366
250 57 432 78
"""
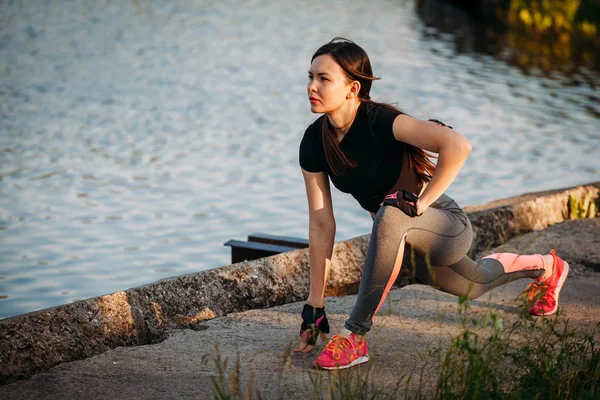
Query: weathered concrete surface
0 229 370 384
0 218 599 399
0 182 598 384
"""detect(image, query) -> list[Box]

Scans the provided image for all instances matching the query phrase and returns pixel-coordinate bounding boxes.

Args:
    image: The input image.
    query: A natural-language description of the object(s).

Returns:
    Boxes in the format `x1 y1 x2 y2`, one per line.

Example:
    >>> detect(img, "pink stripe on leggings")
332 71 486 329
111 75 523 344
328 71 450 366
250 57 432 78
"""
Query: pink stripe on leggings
373 236 406 317
374 259 402 317
482 253 544 273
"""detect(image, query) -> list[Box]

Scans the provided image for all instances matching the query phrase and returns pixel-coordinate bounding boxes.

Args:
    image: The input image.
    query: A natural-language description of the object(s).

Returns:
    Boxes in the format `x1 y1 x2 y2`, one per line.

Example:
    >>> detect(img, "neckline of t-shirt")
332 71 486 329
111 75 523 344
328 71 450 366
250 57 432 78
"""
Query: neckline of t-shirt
337 102 367 146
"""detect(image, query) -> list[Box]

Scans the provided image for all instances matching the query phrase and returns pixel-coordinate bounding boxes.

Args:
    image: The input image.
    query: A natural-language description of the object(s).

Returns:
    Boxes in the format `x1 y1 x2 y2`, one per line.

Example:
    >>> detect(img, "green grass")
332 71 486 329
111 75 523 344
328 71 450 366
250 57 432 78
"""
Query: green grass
203 297 600 400
569 190 598 220
432 296 600 399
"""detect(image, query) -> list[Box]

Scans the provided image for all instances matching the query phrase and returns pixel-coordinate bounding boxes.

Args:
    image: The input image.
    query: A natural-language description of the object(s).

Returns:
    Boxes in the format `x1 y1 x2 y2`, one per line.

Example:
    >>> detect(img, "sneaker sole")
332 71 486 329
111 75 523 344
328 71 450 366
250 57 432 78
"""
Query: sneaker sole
319 355 370 370
535 261 570 316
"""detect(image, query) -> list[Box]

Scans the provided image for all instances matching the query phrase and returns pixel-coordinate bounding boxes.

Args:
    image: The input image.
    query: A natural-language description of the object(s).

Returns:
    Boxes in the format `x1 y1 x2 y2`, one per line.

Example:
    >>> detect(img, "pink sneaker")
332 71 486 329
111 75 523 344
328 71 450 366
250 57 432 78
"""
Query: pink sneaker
524 249 569 316
313 333 369 370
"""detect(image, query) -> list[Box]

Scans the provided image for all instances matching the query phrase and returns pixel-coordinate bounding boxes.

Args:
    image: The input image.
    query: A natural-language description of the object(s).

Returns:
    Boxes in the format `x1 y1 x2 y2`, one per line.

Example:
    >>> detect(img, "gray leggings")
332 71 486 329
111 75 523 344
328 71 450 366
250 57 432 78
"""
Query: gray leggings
345 194 544 335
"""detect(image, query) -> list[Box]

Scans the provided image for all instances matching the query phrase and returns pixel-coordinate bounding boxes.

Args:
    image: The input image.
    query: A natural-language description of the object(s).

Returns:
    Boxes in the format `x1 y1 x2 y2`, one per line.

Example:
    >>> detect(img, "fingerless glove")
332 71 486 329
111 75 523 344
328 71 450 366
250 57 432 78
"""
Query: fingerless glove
382 190 420 217
300 304 330 345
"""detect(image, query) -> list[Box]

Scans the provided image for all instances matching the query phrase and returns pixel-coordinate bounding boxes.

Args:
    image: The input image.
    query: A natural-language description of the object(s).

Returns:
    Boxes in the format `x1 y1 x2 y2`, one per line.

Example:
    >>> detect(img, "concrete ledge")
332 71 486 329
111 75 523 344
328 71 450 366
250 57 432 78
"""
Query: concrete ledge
1 182 598 384
465 182 599 256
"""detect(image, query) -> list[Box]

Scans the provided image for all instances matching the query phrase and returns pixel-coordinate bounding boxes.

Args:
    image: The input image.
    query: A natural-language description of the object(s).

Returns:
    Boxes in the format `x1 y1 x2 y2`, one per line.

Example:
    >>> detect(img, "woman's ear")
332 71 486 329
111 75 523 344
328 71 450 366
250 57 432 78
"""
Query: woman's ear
347 81 361 99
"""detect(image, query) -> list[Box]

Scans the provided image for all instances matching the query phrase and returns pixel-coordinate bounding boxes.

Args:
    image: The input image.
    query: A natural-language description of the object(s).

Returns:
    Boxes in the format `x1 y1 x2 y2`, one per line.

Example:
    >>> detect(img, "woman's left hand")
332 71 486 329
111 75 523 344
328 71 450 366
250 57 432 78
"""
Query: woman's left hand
294 304 330 353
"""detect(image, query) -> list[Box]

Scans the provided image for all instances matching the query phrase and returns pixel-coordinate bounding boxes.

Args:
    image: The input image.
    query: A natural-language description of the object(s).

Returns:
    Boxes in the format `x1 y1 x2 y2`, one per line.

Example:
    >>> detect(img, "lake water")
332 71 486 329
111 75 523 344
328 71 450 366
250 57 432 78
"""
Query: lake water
1 0 598 319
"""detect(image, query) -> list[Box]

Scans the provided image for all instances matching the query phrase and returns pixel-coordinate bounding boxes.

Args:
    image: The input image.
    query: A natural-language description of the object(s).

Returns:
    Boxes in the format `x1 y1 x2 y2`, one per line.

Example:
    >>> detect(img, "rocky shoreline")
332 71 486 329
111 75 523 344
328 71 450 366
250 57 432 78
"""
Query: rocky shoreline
1 182 599 385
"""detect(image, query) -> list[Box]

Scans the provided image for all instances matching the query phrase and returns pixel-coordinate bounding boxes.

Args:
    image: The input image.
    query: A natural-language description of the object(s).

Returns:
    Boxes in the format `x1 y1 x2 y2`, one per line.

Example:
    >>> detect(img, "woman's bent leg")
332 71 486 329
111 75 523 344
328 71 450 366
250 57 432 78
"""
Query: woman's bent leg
345 199 472 335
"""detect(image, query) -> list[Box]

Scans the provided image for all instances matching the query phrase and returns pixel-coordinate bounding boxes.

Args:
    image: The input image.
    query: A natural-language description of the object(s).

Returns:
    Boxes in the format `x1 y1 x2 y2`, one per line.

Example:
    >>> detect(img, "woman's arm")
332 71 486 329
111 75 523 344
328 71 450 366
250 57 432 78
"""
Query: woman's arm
392 115 472 214
302 168 336 308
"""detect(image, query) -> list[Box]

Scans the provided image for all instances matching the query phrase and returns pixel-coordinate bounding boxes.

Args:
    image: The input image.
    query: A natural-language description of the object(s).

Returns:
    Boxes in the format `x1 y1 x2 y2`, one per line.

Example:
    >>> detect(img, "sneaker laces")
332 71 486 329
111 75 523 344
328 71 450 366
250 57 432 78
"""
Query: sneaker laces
523 280 546 304
324 335 354 360
523 249 558 304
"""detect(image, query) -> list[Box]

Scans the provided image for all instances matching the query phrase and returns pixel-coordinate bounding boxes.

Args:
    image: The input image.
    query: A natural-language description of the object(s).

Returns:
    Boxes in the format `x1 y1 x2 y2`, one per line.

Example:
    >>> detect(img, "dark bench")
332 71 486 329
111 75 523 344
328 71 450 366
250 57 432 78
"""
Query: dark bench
224 233 309 263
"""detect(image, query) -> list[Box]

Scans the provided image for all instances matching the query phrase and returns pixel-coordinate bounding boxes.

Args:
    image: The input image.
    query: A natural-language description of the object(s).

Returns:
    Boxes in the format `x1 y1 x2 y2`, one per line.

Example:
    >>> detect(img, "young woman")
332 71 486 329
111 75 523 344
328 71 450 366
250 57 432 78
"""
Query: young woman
295 38 569 370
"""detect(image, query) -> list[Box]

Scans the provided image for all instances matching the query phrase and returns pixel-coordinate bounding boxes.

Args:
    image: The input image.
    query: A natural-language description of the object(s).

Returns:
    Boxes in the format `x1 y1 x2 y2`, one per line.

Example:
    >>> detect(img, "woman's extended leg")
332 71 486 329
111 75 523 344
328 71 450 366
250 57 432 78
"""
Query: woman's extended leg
418 253 546 299
420 250 569 315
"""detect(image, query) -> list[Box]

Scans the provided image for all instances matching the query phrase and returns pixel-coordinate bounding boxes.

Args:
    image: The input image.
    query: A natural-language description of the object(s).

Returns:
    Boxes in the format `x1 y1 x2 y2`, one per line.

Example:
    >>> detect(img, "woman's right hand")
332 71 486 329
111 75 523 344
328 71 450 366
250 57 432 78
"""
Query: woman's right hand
293 304 330 353
382 190 420 217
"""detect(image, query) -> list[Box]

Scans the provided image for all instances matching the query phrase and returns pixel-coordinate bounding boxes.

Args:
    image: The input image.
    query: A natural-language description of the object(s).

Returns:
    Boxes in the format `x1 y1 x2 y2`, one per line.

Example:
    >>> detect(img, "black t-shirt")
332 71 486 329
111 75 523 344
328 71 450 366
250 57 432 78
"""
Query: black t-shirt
299 102 406 213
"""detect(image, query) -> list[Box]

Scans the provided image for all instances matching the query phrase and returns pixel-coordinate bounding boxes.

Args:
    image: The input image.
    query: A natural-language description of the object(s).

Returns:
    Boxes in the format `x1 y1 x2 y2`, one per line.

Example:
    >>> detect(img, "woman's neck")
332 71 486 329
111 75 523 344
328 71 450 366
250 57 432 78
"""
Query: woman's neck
326 100 361 140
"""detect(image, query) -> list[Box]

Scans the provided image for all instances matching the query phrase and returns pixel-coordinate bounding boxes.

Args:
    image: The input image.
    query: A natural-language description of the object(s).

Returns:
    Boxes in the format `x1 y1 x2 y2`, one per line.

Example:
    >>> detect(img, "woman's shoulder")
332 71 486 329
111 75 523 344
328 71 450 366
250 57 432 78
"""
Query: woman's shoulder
299 116 326 173
364 102 405 143
300 115 325 150
364 102 405 120
303 115 326 137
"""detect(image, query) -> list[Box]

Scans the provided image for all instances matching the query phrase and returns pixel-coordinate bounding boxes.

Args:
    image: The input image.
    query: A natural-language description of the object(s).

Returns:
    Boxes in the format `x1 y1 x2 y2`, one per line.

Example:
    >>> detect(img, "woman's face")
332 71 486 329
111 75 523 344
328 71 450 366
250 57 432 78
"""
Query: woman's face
307 54 352 114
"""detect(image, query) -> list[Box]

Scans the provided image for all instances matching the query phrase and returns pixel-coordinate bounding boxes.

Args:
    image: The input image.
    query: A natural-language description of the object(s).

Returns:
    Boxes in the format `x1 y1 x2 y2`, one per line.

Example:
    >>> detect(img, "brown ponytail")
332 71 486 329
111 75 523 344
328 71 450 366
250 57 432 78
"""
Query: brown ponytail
320 117 357 176
403 136 438 186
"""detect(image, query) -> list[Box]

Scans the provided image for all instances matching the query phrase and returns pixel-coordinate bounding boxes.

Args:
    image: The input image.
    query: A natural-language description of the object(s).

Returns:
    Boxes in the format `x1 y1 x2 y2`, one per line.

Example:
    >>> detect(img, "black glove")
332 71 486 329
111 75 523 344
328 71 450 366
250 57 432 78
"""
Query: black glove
299 304 330 346
382 190 420 217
